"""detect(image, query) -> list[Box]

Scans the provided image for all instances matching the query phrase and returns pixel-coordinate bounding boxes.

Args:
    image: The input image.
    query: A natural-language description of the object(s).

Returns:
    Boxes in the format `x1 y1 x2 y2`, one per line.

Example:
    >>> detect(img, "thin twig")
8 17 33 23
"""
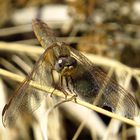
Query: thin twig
0 68 140 127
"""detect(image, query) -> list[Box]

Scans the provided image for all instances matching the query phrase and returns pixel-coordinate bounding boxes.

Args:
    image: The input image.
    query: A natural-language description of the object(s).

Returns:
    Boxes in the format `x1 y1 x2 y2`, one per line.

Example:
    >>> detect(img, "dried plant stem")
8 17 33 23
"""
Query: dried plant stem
0 42 43 54
0 24 31 36
72 121 85 140
0 68 140 127
86 53 140 76
0 41 140 76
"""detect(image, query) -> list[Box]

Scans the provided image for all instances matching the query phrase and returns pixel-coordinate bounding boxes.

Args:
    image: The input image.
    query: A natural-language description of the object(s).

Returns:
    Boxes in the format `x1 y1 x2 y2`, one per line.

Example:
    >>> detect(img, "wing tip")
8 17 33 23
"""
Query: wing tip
2 104 8 127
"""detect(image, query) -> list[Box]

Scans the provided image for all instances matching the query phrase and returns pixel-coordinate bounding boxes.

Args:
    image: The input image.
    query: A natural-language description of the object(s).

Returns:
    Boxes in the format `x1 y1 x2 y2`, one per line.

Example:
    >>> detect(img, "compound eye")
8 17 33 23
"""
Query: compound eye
58 59 64 68
55 58 65 72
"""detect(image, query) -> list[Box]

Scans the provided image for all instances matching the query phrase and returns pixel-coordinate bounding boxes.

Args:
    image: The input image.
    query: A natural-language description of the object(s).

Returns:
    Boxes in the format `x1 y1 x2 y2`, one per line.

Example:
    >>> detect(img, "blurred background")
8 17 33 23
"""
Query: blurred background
0 0 140 140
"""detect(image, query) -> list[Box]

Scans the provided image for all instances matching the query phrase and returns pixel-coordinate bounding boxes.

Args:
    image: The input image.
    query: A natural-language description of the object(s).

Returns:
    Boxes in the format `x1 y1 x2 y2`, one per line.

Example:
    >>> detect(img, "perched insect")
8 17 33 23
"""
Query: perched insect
2 19 139 127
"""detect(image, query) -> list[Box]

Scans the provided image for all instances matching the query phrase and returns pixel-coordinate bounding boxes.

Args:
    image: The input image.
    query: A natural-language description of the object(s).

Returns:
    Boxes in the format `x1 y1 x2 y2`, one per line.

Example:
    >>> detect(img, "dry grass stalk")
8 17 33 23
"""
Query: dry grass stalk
0 41 140 75
0 68 140 128
1 42 140 140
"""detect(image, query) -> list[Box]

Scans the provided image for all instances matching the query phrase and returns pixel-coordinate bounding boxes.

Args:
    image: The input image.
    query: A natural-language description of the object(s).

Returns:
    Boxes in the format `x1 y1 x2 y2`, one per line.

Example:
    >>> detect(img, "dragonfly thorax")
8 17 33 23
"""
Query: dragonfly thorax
54 56 77 75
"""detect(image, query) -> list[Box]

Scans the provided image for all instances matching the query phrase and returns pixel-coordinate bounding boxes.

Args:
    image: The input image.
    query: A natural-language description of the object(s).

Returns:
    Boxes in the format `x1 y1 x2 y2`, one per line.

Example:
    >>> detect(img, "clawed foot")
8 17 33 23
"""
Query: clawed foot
66 94 78 102
50 88 55 97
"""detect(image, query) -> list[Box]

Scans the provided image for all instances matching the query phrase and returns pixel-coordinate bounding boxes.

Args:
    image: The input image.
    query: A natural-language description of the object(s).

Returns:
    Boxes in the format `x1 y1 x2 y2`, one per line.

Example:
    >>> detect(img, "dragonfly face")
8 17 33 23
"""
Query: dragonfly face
45 43 77 76
2 19 139 127
54 56 77 74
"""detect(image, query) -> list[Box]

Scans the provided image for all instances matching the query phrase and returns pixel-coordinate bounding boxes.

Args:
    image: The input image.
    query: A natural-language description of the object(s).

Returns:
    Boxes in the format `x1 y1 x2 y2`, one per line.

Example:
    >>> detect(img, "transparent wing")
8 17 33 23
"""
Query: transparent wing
70 47 139 119
32 19 57 49
2 49 53 127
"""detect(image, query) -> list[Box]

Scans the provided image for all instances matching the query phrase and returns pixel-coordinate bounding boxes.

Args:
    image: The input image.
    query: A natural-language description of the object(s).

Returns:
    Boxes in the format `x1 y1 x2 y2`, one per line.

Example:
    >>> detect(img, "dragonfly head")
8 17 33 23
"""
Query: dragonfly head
54 56 77 75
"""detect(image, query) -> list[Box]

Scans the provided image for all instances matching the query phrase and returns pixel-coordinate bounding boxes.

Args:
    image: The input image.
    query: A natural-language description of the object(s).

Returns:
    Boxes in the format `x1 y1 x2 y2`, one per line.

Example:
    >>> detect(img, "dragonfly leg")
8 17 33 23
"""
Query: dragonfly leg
50 70 56 97
70 94 78 103
50 88 56 97
47 94 78 116
59 76 69 100
67 77 78 101
65 76 73 94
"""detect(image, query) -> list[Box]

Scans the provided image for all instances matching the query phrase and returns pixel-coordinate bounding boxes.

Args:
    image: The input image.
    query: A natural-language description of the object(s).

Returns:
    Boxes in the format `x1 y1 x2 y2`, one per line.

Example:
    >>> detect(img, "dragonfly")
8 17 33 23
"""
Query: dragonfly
2 19 139 127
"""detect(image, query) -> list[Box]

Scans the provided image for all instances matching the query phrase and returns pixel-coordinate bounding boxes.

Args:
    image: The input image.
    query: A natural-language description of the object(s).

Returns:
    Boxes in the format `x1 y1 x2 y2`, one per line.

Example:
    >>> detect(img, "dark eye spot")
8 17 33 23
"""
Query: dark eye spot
58 59 63 67
55 58 65 72
55 57 77 72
